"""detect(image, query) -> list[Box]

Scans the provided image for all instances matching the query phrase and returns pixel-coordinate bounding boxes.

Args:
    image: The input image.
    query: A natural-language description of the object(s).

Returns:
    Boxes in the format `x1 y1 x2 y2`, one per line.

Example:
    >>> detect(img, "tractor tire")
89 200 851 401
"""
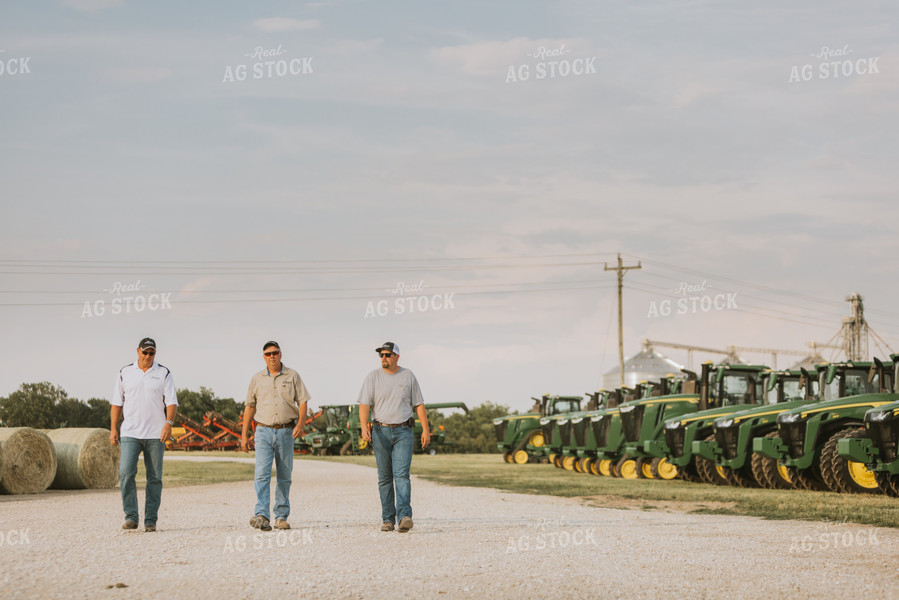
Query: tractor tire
649 457 679 480
553 454 563 468
874 472 899 497
573 457 583 473
513 450 530 465
502 451 512 463
609 459 621 478
823 428 882 494
562 455 577 471
695 435 729 485
677 461 699 483
786 466 827 491
597 458 612 477
529 432 546 448
581 457 595 474
751 432 792 489
616 455 639 480
588 458 600 475
636 457 654 479
720 465 758 488
339 440 353 456
548 452 558 466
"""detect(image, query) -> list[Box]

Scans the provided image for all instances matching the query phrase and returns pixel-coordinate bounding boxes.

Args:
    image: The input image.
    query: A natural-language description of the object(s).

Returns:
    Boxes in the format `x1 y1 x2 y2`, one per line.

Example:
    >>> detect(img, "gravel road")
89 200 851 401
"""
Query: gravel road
0 457 896 599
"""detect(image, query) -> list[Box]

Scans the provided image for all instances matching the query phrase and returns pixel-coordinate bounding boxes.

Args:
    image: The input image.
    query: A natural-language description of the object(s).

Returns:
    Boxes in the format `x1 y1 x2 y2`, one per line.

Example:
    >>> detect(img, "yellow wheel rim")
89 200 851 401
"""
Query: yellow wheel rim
530 432 546 448
777 462 791 484
513 450 530 464
847 460 879 489
548 453 557 465
657 458 678 480
588 460 598 475
620 460 638 479
358 438 368 450
574 459 583 473
598 459 612 476
641 461 655 479
562 456 576 471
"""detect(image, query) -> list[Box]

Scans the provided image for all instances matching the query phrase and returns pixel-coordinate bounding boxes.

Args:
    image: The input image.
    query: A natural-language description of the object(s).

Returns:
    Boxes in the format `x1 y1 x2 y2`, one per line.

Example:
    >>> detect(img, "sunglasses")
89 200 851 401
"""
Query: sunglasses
141 350 156 356
379 352 394 358
264 351 281 357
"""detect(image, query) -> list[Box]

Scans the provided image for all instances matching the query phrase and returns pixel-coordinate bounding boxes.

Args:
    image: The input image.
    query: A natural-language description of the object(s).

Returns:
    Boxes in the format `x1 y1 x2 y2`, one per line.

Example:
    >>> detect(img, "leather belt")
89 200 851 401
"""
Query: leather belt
373 419 414 428
255 420 295 429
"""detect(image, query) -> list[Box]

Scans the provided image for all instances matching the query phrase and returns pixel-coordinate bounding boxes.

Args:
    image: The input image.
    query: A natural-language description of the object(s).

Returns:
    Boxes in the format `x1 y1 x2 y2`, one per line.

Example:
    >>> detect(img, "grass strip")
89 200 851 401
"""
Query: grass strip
307 454 899 529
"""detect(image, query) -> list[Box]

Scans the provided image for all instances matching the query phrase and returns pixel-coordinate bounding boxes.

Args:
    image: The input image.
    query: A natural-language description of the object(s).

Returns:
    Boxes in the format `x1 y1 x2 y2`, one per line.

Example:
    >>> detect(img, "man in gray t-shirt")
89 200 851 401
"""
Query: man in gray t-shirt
358 341 430 533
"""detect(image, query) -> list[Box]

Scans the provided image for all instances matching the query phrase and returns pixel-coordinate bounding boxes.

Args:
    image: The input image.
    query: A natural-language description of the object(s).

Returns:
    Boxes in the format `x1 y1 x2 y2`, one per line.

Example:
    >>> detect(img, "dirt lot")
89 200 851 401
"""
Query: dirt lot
0 457 896 599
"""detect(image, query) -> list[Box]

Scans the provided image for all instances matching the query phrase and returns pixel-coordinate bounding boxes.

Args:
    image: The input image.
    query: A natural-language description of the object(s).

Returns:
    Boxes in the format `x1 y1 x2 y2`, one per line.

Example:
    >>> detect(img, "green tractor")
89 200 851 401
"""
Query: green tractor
298 404 362 455
700 369 817 489
413 402 469 454
756 359 895 493
834 355 899 496
661 363 769 485
587 387 640 477
542 392 606 472
614 373 700 480
495 394 582 464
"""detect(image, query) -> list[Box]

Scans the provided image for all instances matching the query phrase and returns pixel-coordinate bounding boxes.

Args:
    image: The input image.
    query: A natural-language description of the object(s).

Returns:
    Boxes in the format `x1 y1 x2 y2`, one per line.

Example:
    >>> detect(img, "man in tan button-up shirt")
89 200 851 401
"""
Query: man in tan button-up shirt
241 341 310 531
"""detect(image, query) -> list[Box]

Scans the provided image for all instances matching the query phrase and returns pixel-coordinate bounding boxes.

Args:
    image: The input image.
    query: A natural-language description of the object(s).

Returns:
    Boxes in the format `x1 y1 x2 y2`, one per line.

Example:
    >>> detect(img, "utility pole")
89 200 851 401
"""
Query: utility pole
605 253 642 386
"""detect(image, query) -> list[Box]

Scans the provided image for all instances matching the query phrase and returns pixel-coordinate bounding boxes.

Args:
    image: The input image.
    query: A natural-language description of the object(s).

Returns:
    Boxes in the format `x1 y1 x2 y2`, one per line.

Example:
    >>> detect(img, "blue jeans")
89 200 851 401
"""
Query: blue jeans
253 426 295 521
119 437 165 526
372 424 414 524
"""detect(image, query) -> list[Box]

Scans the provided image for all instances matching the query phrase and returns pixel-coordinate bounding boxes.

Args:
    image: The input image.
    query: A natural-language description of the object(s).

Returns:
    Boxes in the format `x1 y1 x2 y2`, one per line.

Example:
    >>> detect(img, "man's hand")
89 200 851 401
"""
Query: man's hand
292 422 304 440
110 429 119 447
160 422 172 444
421 429 430 449
361 422 372 443
240 434 249 453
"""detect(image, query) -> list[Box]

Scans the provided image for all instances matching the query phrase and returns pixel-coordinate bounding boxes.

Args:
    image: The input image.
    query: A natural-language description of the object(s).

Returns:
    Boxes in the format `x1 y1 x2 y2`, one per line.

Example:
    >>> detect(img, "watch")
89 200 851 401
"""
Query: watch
165 420 174 425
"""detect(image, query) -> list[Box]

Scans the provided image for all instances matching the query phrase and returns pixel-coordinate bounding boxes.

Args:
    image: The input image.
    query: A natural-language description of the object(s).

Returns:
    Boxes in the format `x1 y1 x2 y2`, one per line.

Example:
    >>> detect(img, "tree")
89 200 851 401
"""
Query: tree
432 401 513 453
175 387 243 423
0 382 69 428
55 397 92 427
85 398 111 428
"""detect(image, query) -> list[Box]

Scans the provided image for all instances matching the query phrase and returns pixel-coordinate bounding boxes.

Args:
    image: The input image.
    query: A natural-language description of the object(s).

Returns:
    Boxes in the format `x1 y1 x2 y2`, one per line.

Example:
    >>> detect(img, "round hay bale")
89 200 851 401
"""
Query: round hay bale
43 428 120 489
0 428 57 494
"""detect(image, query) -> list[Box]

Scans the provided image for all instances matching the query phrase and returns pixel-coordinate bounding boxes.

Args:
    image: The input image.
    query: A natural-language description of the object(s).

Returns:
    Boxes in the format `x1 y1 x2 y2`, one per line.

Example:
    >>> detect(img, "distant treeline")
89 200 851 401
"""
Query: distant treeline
0 382 243 429
0 382 513 454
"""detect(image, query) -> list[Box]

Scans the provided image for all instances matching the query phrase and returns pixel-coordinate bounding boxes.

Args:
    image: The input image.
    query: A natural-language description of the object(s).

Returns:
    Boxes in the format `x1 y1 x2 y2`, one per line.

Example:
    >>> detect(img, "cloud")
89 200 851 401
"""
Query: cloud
428 37 589 77
101 67 171 83
252 18 322 32
62 0 124 11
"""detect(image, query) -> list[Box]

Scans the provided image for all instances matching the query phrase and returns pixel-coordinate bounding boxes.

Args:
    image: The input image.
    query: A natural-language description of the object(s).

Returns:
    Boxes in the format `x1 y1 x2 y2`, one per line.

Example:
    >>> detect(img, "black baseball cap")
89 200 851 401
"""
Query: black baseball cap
375 341 399 355
139 337 156 350
263 341 281 351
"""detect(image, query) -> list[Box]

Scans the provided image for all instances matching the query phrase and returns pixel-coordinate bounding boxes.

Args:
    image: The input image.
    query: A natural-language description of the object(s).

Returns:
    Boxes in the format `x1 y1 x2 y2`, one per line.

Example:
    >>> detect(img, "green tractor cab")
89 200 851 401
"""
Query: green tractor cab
762 359 896 493
708 369 818 489
495 394 583 464
662 362 769 485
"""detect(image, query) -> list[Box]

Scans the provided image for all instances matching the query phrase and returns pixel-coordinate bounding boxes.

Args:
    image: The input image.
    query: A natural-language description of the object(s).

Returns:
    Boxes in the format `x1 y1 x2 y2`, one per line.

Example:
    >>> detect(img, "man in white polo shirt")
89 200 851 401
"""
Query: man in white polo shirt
110 337 178 532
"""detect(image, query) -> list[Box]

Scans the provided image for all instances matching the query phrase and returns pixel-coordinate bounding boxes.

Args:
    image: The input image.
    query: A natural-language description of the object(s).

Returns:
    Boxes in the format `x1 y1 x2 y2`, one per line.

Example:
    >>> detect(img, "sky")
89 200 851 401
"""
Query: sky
1 0 898 412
